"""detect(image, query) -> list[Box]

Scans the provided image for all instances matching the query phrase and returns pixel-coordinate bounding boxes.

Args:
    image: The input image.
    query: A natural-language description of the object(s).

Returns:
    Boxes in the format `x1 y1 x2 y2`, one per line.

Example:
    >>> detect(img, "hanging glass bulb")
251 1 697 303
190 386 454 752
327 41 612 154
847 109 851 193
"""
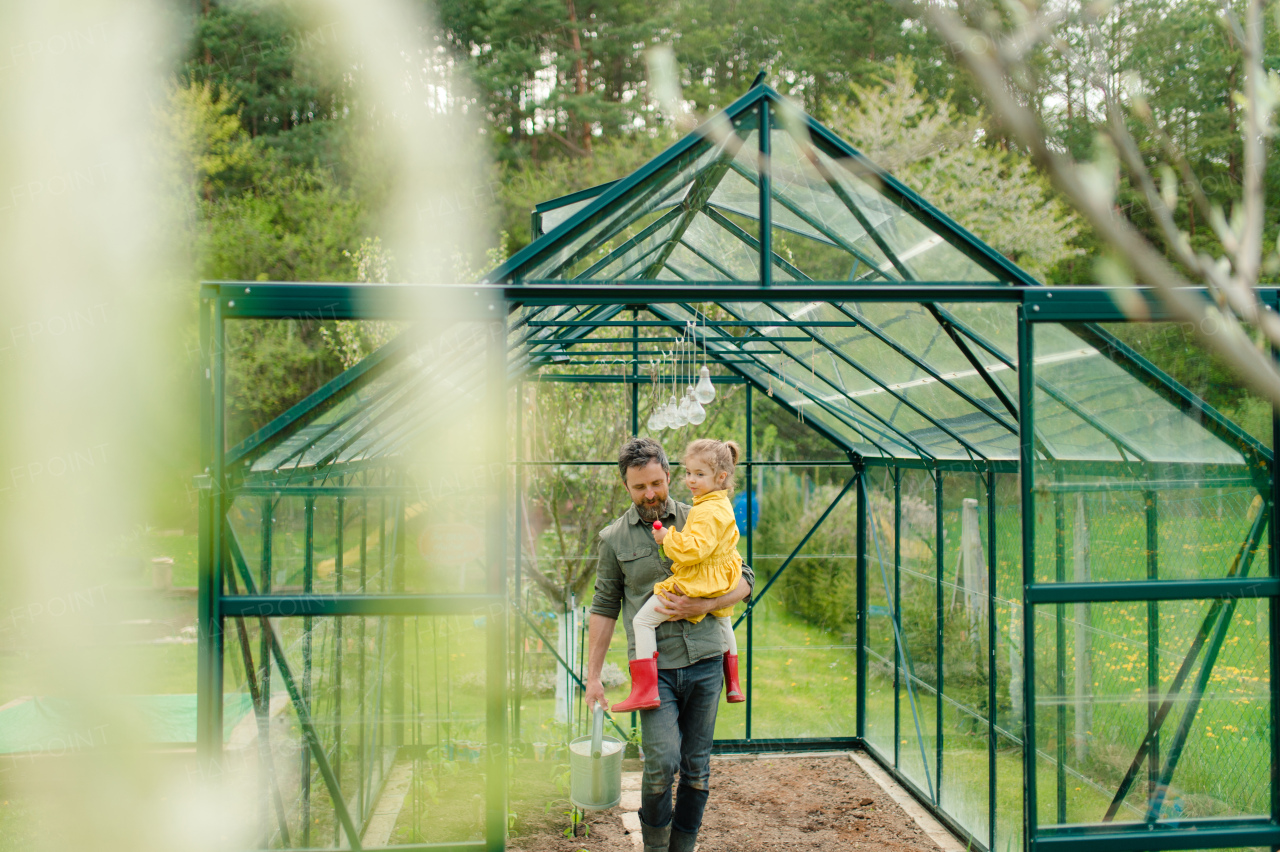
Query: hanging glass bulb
667 395 687 428
686 389 706 425
679 388 694 418
694 365 716 404
647 405 667 432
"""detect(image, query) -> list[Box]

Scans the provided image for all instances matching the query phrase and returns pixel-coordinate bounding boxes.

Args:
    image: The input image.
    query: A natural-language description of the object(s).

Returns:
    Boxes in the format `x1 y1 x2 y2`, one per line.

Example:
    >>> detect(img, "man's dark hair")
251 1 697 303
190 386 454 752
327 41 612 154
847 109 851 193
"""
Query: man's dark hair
617 437 669 479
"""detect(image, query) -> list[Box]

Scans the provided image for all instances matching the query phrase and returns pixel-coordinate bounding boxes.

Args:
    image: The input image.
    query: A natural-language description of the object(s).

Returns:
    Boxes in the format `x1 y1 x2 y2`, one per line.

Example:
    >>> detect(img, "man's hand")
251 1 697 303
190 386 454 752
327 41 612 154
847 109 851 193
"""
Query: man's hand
653 576 752 621
653 583 714 620
584 677 607 711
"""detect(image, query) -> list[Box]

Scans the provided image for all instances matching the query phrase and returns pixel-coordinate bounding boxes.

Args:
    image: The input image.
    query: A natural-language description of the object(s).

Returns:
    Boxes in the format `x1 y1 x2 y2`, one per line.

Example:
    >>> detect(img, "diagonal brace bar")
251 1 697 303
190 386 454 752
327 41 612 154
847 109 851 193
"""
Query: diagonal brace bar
226 525 364 851
734 473 858 627
1102 498 1269 822
513 605 629 740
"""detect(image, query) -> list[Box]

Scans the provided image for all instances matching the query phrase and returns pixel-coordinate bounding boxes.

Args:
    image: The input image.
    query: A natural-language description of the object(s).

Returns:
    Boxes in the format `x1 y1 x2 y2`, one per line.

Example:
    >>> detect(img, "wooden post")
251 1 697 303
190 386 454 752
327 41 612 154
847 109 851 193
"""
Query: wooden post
960 497 987 637
1073 492 1092 765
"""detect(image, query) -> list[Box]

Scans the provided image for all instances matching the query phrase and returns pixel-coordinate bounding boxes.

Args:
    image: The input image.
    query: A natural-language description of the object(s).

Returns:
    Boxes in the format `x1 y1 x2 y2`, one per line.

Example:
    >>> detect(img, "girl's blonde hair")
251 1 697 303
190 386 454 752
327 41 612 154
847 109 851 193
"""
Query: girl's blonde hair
683 438 741 492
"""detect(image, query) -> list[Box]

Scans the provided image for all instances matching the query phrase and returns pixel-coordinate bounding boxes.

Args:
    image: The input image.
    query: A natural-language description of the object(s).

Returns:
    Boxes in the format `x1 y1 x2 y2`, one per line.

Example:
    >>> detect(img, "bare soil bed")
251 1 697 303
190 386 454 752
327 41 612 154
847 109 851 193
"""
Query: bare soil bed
508 753 945 851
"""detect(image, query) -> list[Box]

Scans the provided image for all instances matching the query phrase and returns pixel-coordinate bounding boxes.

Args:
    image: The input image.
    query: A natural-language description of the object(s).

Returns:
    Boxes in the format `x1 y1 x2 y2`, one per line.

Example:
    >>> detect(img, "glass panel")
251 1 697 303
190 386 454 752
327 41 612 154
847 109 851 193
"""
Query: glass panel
664 242 732 281
227 469 484 596
242 317 493 473
518 110 761 282
1033 322 1247 465
221 615 494 848
519 138 720 280
1030 477 1268 585
993 471 1025 852
863 466 898 758
773 223 858 280
771 125 1004 282
1098 321 1272 450
767 128 897 278
939 472 992 841
681 213 761 282
896 468 938 796
1030 598 1271 826
570 211 682 281
540 195 595 233
747 467 858 739
808 140 1002 283
724 300 980 459
708 164 839 249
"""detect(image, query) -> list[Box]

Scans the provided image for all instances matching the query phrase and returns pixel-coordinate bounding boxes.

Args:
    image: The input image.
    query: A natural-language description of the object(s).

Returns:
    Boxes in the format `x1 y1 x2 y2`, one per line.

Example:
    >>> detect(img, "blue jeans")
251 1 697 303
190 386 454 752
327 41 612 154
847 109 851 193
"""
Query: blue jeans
638 654 722 835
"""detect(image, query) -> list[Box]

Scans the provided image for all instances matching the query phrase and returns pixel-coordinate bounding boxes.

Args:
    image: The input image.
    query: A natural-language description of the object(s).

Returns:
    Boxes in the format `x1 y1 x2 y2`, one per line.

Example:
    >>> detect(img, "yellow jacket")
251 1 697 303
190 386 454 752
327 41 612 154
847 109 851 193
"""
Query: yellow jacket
654 490 742 623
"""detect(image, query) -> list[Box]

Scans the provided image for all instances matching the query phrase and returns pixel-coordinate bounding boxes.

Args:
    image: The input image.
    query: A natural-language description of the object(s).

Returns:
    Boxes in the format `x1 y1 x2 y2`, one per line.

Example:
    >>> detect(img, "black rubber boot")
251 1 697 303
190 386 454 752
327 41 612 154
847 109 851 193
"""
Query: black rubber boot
669 827 698 852
640 820 671 852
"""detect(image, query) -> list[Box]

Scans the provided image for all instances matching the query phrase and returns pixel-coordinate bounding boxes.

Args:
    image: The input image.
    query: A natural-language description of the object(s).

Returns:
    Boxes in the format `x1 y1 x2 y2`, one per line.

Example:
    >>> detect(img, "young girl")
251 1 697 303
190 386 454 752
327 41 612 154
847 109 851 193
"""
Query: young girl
612 438 745 712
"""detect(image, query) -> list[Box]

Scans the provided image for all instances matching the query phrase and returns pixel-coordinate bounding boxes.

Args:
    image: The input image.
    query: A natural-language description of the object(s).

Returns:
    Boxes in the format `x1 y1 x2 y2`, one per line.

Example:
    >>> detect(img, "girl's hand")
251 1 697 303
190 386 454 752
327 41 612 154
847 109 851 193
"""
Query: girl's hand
652 526 668 544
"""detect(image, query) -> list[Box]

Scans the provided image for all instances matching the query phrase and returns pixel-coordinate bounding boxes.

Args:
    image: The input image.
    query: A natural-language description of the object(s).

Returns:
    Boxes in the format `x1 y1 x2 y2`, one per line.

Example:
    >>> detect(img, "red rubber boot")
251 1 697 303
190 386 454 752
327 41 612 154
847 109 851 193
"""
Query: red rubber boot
723 653 745 703
611 652 661 712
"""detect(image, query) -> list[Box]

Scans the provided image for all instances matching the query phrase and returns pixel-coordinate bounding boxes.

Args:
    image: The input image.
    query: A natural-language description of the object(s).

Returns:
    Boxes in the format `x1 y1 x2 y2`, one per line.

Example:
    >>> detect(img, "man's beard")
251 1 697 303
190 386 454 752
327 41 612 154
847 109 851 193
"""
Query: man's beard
636 499 664 523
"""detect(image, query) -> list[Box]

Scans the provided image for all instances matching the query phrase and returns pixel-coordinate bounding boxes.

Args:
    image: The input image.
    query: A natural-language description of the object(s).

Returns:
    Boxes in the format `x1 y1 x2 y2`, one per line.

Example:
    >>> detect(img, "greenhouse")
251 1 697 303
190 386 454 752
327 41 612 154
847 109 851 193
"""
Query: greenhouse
196 82 1279 852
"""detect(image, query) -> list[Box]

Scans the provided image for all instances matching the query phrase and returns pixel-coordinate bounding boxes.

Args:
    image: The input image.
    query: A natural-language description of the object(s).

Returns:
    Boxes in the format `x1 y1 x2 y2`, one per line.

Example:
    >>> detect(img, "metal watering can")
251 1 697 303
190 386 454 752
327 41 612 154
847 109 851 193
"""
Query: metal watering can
568 705 622 811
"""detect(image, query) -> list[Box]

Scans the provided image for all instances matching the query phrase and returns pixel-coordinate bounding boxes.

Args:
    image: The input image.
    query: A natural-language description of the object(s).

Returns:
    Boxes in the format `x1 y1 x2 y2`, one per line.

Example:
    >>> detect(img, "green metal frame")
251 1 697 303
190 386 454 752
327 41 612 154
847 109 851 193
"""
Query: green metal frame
197 74 1280 852
198 286 509 852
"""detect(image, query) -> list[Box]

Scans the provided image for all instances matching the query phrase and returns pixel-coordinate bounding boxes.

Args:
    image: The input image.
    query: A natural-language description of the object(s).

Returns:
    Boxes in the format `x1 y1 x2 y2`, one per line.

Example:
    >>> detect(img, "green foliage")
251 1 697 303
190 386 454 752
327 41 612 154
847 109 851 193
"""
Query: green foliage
183 2 349 174
496 134 677 251
224 319 343 446
156 80 254 202
830 60 1083 280
320 237 401 369
436 0 950 165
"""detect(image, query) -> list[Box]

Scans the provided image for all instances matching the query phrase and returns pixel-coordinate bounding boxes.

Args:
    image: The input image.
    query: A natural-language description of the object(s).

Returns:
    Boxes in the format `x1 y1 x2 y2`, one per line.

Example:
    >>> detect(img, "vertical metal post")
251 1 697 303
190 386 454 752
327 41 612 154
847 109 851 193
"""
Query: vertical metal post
1270 341 1279 843
1145 490 1160 804
514 380 523 746
211 302 225 761
934 470 944 807
745 382 754 741
987 468 998 851
208 298 227 758
1017 307 1038 850
894 466 901 768
358 483 368 824
856 461 867 740
196 295 215 763
758 99 772 289
485 313 510 852
632 315 643 738
377 488 387 783
335 484 345 845
392 480 407 748
1054 471 1067 824
259 494 272 846
632 308 640 435
302 494 315 846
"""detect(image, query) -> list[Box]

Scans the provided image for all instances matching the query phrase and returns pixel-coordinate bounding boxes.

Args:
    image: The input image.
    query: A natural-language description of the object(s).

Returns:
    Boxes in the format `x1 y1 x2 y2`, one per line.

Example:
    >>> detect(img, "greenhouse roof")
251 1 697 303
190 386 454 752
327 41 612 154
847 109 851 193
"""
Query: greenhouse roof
220 84 1270 477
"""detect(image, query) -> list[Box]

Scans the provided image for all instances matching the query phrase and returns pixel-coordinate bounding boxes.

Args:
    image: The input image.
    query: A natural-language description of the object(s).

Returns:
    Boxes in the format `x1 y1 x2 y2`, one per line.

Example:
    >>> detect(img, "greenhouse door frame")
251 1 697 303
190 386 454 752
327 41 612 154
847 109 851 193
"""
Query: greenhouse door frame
507 282 1280 852
1018 288 1280 852
196 283 510 852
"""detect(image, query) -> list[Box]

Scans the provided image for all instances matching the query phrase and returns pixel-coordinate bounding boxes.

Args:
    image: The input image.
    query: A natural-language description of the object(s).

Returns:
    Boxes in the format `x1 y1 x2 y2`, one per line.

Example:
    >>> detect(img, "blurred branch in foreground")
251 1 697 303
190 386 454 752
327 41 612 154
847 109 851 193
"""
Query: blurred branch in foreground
913 0 1280 406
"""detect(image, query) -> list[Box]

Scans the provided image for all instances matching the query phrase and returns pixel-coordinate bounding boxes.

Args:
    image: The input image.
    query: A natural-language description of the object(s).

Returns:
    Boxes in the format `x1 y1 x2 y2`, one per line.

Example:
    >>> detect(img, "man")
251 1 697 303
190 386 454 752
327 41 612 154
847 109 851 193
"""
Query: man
584 437 754 852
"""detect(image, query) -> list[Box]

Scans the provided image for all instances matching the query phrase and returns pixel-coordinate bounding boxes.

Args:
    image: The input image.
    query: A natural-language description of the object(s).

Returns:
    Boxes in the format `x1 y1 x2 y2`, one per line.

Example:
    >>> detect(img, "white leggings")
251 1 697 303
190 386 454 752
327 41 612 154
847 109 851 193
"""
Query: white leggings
632 593 738 659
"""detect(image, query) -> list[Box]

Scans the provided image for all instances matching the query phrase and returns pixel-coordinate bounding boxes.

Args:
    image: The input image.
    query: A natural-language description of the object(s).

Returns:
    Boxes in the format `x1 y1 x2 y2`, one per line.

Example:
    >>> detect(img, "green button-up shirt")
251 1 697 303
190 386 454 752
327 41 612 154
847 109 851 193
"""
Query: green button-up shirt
590 496 754 669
